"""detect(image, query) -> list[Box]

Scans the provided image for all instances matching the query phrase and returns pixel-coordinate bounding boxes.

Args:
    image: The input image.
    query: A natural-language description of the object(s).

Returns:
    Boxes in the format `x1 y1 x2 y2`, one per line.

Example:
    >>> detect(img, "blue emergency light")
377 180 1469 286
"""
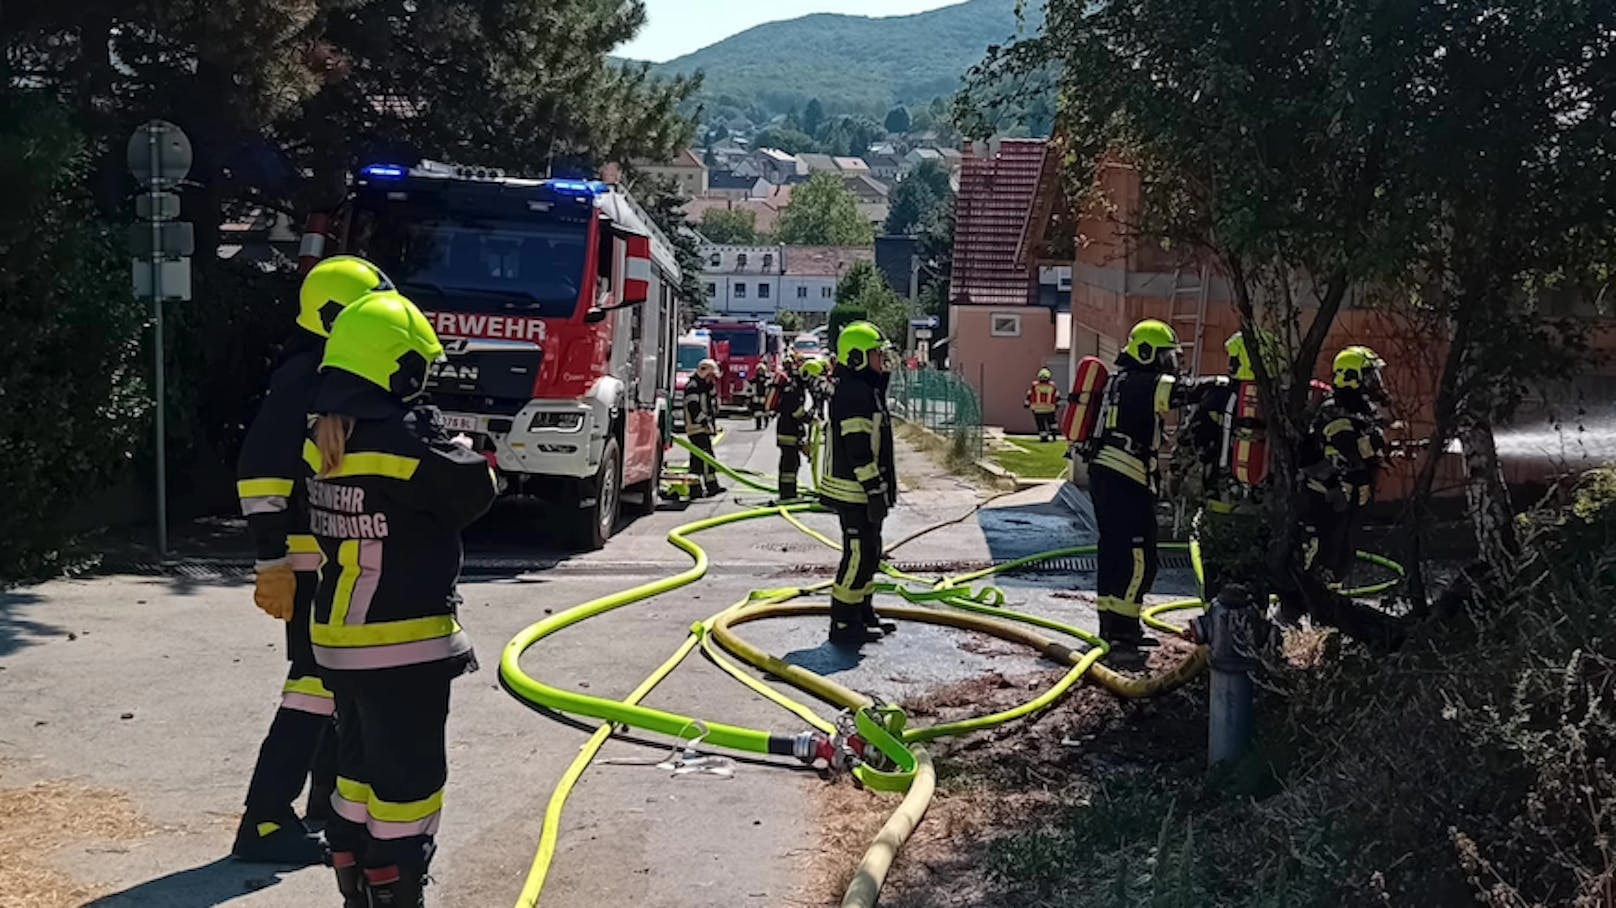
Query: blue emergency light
360 163 408 178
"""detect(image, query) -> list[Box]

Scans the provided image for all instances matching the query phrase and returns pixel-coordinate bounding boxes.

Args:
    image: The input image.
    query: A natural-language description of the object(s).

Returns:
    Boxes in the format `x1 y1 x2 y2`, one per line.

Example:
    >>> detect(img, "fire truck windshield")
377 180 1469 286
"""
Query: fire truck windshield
357 216 588 319
707 329 762 357
677 344 708 370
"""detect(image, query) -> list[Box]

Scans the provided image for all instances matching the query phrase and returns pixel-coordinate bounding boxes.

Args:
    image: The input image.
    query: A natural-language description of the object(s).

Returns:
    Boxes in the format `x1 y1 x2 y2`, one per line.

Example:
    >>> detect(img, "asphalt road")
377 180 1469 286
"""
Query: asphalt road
0 419 1176 908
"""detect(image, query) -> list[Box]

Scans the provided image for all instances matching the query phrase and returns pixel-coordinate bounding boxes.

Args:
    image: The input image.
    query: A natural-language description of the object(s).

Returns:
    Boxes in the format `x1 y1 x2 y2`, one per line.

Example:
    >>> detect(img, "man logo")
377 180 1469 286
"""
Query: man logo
431 362 480 382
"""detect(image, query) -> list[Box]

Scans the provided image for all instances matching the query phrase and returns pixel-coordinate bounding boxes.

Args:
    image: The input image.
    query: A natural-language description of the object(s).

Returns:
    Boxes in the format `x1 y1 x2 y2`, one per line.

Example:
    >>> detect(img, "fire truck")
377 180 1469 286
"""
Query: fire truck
333 161 682 549
694 316 771 412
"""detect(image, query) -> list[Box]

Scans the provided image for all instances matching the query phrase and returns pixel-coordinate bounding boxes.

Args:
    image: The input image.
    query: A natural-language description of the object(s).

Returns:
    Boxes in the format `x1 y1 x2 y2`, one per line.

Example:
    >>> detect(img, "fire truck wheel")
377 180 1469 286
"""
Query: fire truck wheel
629 436 662 518
573 437 621 550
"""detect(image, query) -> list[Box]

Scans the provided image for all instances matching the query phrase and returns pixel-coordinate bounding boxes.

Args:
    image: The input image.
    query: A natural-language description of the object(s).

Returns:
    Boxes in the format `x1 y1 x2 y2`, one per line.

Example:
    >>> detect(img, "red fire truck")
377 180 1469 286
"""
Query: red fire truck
695 316 771 411
333 160 682 548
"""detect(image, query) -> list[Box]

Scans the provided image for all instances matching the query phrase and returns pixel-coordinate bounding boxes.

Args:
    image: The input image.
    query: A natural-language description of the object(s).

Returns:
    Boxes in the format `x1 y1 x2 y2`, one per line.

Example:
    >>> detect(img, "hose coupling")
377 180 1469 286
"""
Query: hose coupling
792 731 862 772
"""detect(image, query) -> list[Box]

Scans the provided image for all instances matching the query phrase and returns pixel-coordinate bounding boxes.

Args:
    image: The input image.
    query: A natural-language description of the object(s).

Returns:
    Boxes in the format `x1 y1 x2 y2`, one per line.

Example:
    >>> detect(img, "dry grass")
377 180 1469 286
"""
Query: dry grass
0 772 154 908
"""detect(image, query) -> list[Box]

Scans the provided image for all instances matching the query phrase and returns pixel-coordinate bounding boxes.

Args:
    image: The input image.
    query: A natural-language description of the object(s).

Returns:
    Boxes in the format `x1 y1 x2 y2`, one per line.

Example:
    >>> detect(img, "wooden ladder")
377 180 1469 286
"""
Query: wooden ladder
1169 264 1210 376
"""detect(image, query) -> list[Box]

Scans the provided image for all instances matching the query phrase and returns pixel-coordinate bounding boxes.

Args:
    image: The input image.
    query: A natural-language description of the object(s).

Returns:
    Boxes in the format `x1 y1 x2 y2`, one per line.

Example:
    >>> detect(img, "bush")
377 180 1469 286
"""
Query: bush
983 467 1616 906
0 91 150 580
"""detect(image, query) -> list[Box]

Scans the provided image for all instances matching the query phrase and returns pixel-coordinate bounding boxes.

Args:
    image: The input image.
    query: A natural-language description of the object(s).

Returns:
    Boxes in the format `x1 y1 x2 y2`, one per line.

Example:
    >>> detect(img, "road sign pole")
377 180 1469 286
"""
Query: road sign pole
147 124 168 557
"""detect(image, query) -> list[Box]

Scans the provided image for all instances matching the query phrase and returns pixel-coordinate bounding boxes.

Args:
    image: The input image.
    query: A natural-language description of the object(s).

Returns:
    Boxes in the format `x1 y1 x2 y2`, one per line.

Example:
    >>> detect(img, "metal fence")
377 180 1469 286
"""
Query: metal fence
888 367 984 460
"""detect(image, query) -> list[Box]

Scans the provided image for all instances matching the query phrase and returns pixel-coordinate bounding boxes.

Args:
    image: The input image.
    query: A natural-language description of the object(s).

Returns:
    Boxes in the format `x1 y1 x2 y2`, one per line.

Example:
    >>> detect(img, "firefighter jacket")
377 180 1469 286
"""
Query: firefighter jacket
684 374 718 436
767 372 812 447
1300 391 1386 507
302 375 498 675
1087 366 1200 495
819 369 896 507
237 338 323 574
748 370 770 411
1025 379 1060 414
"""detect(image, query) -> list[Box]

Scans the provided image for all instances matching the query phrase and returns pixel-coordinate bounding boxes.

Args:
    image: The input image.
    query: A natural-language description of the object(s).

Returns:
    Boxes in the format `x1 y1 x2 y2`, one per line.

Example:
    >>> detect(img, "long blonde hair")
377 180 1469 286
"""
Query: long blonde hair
314 414 355 476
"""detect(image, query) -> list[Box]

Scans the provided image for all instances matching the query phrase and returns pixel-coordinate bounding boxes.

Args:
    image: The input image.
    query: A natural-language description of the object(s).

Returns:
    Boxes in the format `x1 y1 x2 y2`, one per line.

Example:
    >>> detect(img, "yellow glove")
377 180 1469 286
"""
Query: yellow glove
253 559 297 621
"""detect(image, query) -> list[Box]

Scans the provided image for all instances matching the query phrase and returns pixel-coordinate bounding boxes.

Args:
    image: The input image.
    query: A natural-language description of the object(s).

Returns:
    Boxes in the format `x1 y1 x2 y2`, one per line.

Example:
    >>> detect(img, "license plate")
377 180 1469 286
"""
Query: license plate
442 413 479 433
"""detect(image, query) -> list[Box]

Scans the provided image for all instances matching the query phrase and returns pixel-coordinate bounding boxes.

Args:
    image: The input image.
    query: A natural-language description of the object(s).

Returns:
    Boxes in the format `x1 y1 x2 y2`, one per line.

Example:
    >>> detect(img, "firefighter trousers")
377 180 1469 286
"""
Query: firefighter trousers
1033 411 1057 439
777 443 802 500
1090 464 1158 633
689 432 720 492
326 666 454 872
244 573 336 822
831 505 884 631
1300 492 1358 584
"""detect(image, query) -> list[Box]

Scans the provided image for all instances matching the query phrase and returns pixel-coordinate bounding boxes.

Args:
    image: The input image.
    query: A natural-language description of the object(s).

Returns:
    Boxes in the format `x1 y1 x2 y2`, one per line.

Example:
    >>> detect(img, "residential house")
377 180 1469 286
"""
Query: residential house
781 246 876 315
841 174 890 204
863 153 903 182
750 148 804 184
699 244 787 316
683 186 794 238
833 156 870 175
903 147 944 175
634 148 707 196
705 169 761 201
796 152 840 175
946 138 1058 434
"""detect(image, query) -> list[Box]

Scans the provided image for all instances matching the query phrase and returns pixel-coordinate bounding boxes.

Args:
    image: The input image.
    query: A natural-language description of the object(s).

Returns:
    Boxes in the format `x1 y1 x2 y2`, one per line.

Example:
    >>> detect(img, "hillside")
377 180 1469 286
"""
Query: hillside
644 0 1030 117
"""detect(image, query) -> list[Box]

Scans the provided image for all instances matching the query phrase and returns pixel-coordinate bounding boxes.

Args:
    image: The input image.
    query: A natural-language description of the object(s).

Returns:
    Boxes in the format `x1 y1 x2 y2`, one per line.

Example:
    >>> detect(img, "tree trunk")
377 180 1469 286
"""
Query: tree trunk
1458 417 1518 571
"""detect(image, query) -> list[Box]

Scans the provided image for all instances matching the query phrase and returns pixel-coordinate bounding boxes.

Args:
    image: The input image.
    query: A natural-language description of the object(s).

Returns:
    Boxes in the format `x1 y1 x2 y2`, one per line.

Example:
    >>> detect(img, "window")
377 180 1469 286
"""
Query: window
704 282 716 297
990 313 1023 337
796 286 808 299
736 253 748 269
708 252 720 267
735 283 747 299
762 253 774 269
758 283 770 299
821 286 832 298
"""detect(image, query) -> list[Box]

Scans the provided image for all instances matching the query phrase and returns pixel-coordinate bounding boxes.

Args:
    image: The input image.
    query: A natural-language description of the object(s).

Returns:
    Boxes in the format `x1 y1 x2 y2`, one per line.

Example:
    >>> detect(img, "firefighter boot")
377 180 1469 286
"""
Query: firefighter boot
231 812 324 865
365 866 427 908
860 598 897 635
829 601 882 646
330 851 368 908
778 477 799 502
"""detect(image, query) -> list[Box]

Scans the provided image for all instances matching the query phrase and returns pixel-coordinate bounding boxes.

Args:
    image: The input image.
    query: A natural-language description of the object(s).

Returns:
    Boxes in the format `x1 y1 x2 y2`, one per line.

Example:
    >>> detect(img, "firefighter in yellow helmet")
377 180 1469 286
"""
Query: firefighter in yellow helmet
1024 366 1060 442
308 291 497 907
1297 345 1390 584
766 351 812 501
1083 319 1203 648
1186 330 1278 607
683 358 725 497
819 322 898 645
232 255 392 864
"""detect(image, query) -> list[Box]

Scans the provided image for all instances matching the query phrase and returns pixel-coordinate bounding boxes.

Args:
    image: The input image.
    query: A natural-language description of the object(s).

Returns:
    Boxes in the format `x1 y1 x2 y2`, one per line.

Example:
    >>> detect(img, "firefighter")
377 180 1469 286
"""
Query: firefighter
748 364 771 431
1298 345 1390 584
232 255 393 864
1188 330 1274 604
307 291 497 908
767 353 813 500
1084 318 1200 648
683 358 725 498
819 321 898 645
1024 367 1061 442
802 356 831 420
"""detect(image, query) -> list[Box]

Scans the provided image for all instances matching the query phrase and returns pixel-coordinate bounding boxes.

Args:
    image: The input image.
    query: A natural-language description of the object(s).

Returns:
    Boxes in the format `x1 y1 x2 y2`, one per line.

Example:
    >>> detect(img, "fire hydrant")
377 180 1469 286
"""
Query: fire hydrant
1187 585 1260 767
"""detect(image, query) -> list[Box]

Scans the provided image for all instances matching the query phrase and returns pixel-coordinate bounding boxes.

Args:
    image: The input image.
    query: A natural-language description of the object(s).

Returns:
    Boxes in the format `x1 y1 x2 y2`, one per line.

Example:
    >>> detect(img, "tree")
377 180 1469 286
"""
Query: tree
836 260 912 345
634 175 707 313
802 98 826 136
0 89 150 578
883 160 952 236
884 106 911 134
699 208 759 244
752 127 820 155
776 173 874 246
776 310 804 333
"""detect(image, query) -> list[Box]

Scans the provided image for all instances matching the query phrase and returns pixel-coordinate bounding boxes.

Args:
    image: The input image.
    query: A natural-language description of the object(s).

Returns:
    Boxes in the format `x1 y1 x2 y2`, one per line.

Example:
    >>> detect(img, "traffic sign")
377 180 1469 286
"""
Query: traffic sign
132 259 193 301
135 192 182 221
128 222 194 258
126 120 192 187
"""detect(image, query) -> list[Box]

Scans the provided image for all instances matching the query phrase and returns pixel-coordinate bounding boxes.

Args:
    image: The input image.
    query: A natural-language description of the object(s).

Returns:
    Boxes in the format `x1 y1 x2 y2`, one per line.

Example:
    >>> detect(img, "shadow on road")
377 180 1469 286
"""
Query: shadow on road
0 589 58 658
780 640 866 676
977 489 1096 565
81 856 302 907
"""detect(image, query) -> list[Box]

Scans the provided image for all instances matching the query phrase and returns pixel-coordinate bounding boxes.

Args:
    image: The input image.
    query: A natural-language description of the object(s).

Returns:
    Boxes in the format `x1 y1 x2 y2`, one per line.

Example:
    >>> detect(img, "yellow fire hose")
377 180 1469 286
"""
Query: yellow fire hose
500 435 1405 907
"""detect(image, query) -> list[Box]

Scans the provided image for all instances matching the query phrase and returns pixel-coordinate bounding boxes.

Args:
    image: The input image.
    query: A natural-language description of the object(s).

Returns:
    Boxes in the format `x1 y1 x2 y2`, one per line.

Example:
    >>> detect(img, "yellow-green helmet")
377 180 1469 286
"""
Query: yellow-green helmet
320 291 443 401
801 357 826 378
1226 329 1280 381
1037 367 1052 381
1122 319 1179 369
1332 345 1385 390
837 320 888 370
298 255 394 338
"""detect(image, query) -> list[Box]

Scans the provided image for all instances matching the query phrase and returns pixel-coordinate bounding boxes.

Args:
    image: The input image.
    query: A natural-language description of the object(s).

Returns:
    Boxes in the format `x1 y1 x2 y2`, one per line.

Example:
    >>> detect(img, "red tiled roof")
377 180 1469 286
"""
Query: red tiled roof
782 245 875 277
948 138 1047 307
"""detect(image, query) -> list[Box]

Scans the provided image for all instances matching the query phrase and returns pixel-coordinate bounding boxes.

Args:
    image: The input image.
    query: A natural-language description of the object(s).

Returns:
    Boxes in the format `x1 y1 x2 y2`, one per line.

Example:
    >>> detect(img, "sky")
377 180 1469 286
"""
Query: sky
617 0 964 63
